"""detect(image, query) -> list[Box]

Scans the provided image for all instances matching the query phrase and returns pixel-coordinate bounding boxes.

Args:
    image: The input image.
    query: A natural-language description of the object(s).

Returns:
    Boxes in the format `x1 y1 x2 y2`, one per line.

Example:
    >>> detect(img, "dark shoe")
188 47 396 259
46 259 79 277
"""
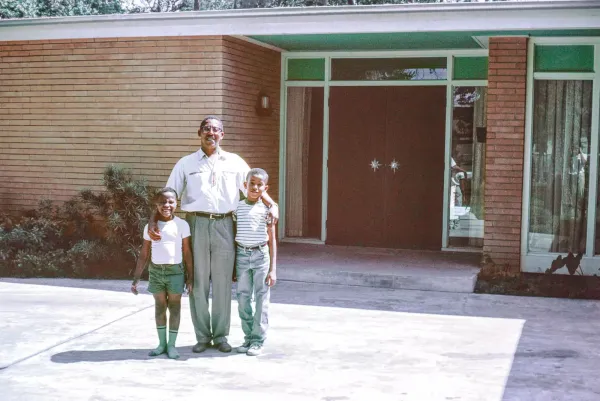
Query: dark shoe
215 341 232 353
236 341 252 353
192 342 209 353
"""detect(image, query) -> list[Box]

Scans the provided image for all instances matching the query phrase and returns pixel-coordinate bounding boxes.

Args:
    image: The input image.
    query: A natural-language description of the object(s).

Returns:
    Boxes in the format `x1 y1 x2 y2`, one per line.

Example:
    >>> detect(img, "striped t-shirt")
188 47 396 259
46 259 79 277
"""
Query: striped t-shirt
234 199 269 247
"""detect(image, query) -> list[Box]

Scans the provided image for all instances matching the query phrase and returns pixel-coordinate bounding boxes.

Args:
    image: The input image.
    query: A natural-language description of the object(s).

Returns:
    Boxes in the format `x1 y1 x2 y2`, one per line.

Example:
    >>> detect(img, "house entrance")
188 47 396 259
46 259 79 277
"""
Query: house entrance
327 86 446 249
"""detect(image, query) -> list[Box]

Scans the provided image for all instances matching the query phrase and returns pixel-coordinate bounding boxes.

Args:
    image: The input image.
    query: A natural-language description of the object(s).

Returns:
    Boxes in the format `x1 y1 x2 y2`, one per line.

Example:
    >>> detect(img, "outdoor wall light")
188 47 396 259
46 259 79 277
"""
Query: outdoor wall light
256 91 273 117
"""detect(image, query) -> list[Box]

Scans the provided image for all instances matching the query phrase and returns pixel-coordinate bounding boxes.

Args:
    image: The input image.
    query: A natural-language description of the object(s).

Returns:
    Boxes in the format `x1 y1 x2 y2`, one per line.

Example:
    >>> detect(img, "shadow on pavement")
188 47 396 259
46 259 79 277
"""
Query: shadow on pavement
51 346 239 363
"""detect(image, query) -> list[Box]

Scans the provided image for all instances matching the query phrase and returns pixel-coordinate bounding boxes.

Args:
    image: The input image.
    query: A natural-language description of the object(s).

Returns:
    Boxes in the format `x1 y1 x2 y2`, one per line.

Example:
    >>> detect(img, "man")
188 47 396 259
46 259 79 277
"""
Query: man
148 116 278 353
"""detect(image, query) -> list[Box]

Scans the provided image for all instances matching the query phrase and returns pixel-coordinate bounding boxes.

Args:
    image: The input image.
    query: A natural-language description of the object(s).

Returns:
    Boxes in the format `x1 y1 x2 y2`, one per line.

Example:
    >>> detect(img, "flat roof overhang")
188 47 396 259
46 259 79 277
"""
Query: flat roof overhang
0 0 599 51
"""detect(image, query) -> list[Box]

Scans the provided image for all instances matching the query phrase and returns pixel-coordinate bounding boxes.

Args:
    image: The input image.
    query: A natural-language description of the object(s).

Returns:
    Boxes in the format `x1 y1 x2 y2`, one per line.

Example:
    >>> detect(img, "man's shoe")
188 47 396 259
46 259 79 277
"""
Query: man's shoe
216 341 232 353
246 343 262 356
192 342 209 353
236 341 252 353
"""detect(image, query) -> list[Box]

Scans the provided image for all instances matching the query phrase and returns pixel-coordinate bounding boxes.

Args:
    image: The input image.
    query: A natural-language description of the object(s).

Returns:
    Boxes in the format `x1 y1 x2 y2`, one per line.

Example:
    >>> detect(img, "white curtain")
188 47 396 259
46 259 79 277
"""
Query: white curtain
529 80 592 253
285 88 312 237
470 88 487 222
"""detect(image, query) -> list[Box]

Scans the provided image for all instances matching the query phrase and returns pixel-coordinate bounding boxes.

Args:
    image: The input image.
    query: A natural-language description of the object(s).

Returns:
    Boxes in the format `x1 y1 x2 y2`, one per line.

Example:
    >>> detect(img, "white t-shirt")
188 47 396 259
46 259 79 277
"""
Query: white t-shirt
143 216 191 265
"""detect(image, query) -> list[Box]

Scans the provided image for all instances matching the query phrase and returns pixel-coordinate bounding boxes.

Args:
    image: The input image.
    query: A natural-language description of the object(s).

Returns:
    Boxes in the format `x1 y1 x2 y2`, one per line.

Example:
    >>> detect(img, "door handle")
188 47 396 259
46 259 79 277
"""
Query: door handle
370 159 382 172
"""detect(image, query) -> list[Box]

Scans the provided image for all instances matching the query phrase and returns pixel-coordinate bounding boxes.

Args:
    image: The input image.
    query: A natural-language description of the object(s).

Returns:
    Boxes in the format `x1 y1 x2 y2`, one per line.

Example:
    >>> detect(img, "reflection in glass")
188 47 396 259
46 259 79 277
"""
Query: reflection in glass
285 87 324 239
331 58 447 81
529 80 592 253
448 87 487 248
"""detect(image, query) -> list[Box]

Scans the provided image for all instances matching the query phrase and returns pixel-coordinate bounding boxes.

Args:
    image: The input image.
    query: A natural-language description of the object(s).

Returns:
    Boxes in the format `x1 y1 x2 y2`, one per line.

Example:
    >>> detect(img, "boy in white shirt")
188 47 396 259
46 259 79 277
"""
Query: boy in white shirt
233 168 277 356
131 187 193 359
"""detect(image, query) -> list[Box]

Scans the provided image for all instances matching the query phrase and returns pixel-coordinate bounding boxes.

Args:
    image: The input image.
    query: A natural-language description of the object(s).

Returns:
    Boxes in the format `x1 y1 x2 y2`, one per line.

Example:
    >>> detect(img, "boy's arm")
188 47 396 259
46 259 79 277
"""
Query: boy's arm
182 236 194 293
131 240 151 295
266 222 277 287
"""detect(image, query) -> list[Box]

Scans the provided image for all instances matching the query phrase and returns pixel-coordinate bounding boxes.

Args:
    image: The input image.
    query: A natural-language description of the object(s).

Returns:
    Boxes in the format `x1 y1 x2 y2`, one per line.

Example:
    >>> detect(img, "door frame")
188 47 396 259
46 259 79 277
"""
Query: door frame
279 49 488 250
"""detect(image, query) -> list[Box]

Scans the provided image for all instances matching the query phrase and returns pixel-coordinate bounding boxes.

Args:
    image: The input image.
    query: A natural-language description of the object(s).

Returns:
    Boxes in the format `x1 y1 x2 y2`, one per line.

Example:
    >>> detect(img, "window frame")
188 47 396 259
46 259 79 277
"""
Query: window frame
521 38 600 275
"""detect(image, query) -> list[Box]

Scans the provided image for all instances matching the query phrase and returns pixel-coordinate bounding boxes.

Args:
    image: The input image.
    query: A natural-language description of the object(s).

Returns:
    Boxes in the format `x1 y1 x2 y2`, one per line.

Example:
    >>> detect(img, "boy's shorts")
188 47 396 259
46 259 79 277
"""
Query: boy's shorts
148 262 185 295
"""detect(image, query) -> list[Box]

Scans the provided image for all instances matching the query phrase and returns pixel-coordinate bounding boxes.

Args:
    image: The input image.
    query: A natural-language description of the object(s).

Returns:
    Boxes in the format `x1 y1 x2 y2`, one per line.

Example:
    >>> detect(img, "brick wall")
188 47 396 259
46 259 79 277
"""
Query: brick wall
221 37 281 202
484 37 528 271
0 36 280 213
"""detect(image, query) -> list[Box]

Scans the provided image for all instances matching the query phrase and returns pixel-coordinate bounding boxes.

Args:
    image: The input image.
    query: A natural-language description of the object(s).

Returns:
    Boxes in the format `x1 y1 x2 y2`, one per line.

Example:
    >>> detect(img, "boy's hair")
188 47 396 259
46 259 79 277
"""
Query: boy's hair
200 115 223 129
154 187 178 202
246 168 269 184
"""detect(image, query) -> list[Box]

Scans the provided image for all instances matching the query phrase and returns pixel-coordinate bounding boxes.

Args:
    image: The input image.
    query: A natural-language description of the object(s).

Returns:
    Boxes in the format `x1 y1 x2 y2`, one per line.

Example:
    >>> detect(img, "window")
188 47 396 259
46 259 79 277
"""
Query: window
448 87 487 248
331 58 447 81
528 80 593 254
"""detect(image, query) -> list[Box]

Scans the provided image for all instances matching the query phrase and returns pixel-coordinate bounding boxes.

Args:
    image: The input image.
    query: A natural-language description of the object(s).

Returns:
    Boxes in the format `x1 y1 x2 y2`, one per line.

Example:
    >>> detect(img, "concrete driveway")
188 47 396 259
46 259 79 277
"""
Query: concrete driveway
0 278 598 401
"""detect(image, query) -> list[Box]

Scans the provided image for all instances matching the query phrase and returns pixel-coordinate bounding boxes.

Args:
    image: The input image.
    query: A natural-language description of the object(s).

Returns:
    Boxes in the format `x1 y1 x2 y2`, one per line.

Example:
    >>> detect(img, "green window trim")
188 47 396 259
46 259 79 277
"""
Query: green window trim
534 45 595 73
453 57 488 80
287 58 326 81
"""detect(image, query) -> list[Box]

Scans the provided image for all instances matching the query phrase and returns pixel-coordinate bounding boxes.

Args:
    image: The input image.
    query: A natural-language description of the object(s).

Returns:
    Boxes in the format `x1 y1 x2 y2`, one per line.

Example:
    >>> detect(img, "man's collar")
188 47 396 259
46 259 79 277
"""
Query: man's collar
197 147 225 160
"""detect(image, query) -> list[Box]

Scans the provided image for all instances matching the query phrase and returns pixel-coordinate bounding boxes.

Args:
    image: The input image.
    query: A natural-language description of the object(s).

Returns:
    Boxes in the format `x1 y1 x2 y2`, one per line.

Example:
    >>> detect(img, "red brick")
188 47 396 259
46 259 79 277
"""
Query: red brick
484 37 528 271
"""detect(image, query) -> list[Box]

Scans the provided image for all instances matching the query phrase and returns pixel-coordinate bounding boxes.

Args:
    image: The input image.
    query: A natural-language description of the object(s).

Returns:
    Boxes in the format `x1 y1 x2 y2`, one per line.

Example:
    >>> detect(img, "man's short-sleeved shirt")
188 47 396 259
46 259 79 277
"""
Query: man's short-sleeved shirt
143 216 191 264
166 148 250 214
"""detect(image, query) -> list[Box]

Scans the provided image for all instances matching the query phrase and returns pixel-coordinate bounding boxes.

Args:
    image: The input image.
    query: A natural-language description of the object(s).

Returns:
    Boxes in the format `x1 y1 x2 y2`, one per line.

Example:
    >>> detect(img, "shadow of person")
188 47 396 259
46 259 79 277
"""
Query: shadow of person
51 346 238 363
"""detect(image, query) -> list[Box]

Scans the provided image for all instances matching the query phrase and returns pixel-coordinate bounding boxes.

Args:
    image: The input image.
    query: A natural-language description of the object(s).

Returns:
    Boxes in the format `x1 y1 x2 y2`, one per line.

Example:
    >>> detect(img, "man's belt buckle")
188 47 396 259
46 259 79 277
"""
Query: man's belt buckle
208 213 216 220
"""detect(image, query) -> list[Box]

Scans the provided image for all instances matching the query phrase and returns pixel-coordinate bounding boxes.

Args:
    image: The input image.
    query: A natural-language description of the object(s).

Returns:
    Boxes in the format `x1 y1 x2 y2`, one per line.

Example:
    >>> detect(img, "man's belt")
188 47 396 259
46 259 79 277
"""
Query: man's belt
188 211 233 220
236 242 268 251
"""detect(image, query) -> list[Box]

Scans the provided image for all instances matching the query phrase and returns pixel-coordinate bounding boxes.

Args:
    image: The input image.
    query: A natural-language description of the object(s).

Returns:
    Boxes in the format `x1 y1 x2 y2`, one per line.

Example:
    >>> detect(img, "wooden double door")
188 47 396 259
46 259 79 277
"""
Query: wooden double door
327 86 446 249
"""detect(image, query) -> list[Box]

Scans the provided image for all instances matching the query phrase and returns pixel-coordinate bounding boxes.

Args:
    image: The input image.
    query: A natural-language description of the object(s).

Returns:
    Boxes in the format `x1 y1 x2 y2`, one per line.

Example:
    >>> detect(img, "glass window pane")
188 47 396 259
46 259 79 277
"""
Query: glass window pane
529 80 593 254
535 46 595 73
285 87 324 239
287 59 325 81
331 58 447 81
448 87 487 249
453 57 488 80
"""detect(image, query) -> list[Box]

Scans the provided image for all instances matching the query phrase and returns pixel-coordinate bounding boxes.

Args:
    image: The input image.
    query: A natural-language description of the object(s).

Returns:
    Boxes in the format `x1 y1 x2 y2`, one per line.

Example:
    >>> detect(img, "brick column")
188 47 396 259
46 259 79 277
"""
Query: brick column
484 37 528 271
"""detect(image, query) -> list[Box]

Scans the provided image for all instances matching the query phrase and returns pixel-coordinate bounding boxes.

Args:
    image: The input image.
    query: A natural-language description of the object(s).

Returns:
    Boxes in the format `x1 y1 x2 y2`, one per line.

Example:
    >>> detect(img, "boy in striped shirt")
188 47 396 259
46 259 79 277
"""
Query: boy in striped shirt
233 168 277 356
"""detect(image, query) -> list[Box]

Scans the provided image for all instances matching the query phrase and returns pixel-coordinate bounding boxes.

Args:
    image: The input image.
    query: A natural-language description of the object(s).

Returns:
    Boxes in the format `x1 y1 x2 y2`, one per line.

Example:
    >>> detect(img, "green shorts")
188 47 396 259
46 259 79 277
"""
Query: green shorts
148 262 185 295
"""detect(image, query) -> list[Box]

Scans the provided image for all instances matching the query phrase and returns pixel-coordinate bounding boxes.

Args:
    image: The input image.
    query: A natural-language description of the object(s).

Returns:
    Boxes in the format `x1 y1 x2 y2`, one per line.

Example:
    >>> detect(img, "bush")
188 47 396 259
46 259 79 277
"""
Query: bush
0 164 154 279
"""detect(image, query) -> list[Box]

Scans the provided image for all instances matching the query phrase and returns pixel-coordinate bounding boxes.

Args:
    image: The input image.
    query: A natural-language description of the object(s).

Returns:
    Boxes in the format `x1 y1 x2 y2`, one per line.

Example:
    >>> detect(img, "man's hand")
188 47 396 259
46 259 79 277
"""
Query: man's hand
232 269 237 283
185 281 193 295
148 218 161 241
266 270 276 287
131 282 139 295
268 203 279 225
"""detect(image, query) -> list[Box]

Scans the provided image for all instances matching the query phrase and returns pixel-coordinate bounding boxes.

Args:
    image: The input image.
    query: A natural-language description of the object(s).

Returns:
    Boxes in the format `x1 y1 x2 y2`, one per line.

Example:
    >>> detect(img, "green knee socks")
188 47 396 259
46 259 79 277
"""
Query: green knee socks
149 326 167 356
167 330 179 359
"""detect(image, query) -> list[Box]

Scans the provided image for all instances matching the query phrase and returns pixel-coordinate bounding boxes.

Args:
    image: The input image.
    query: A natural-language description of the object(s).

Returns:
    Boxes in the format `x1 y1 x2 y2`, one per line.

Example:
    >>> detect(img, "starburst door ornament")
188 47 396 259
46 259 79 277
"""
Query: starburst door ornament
389 159 400 173
370 159 381 172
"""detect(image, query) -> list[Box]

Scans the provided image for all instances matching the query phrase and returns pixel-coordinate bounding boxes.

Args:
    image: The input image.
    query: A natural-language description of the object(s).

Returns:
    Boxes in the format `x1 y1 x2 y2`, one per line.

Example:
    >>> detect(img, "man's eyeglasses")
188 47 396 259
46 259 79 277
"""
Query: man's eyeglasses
200 125 223 133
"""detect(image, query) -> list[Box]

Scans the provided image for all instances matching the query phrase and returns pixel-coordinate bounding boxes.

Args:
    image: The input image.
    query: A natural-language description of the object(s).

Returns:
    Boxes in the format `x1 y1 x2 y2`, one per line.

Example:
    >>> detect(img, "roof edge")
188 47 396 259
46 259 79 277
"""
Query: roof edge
1 0 599 27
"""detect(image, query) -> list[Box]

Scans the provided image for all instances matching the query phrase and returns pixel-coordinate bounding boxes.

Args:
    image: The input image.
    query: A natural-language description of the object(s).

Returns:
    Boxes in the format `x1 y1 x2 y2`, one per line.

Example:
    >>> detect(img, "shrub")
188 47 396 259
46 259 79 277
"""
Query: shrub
0 164 155 279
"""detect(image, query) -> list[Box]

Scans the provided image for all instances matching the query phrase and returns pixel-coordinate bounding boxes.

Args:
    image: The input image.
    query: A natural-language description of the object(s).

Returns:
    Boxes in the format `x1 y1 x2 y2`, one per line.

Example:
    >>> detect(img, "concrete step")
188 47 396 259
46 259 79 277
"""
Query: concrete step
277 243 481 293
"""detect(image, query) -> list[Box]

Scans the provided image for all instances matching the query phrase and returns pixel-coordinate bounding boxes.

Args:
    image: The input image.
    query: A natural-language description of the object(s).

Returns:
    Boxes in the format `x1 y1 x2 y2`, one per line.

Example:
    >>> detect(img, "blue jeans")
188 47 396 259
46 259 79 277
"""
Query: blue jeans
235 244 270 345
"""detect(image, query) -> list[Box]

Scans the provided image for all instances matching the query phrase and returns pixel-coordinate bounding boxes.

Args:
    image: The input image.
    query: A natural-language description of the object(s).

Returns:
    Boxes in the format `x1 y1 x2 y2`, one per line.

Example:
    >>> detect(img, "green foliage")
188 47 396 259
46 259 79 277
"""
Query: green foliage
0 0 123 19
0 0 513 19
0 164 154 279
0 0 38 18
